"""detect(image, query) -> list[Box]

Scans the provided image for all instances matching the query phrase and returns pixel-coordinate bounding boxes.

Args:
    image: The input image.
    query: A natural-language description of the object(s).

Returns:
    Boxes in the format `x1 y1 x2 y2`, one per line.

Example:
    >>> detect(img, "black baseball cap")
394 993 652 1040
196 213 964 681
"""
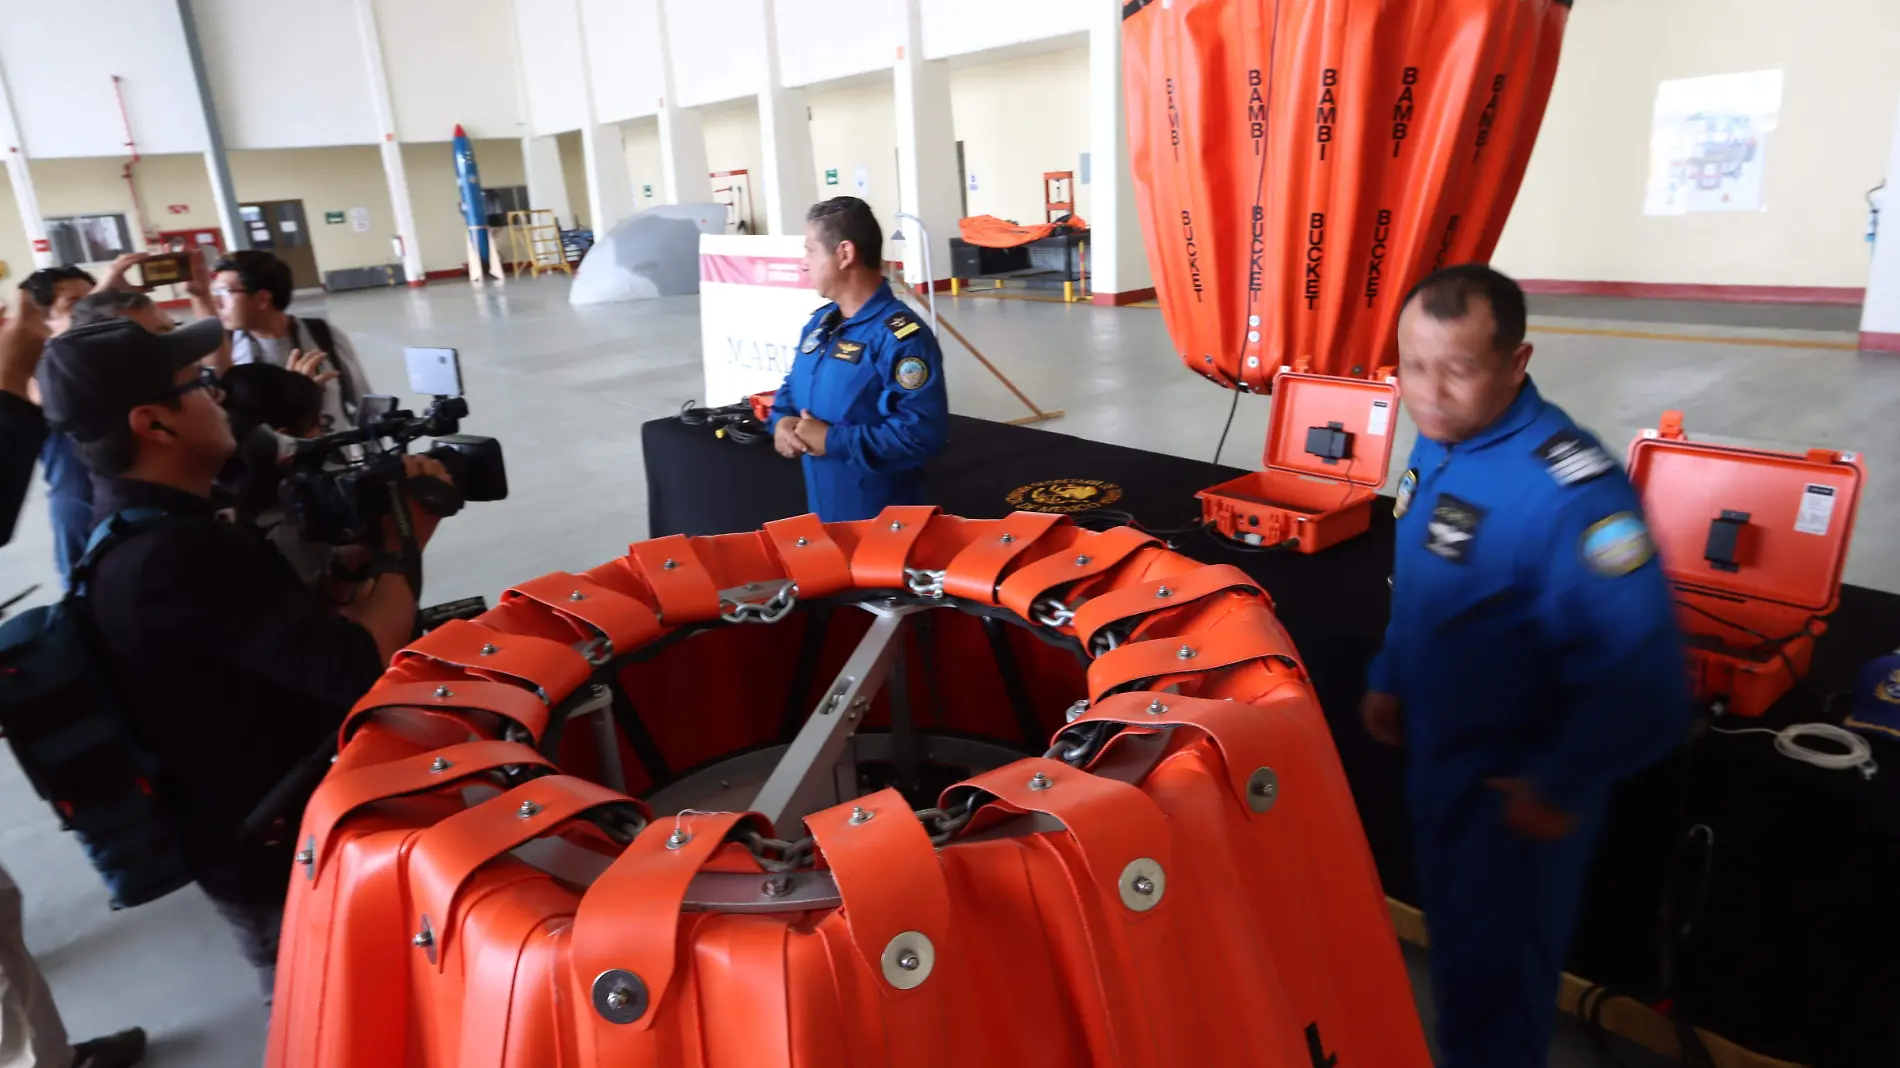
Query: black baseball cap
39 317 225 442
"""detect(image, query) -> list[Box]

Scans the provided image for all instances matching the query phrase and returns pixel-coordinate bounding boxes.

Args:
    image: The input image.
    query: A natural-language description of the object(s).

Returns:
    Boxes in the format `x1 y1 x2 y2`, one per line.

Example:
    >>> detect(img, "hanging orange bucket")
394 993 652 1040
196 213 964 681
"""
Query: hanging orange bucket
267 508 1430 1066
1124 0 1571 396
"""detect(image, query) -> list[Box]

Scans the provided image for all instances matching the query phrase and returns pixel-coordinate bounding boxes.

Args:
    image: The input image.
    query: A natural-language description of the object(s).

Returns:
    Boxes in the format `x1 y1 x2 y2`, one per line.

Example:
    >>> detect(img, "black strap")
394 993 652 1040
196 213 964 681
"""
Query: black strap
294 317 362 416
69 510 187 594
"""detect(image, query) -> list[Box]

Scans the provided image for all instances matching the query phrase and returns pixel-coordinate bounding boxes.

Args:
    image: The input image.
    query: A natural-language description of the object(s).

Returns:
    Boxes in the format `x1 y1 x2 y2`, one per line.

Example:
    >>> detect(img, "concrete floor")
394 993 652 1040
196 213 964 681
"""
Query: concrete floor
0 275 1875 1065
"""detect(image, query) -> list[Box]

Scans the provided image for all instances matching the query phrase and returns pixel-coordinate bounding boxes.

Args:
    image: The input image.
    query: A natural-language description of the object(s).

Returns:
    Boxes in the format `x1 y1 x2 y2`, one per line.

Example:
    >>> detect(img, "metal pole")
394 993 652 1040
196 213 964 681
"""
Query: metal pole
895 211 938 332
175 0 247 251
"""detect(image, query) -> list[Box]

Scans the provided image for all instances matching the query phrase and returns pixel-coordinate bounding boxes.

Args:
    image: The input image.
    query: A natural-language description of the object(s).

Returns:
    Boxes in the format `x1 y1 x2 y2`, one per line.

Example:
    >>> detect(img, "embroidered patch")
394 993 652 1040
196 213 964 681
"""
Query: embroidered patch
801 329 822 354
1580 512 1654 577
895 356 930 390
886 312 921 340
1394 468 1418 519
830 339 865 362
1537 430 1615 487
1425 494 1485 563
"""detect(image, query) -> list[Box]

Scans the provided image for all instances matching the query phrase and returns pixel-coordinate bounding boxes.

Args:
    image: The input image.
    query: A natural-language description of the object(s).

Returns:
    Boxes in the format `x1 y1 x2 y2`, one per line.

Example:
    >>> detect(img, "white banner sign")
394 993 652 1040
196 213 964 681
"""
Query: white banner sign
699 234 827 406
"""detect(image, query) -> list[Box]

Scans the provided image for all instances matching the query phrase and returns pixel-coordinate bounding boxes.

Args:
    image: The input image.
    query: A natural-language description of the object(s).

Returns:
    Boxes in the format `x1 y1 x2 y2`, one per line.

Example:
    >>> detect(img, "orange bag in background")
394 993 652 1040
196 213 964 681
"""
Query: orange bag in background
958 214 1090 249
1124 0 1570 394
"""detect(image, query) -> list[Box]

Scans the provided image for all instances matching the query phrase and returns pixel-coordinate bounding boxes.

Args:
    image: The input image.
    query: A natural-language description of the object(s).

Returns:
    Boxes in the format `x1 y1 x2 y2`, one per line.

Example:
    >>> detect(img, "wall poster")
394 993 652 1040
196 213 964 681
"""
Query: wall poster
1645 69 1783 215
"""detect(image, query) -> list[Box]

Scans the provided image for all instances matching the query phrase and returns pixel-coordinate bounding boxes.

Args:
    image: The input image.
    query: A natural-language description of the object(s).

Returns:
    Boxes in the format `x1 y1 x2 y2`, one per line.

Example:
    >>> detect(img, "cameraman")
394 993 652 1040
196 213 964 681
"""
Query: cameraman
212 250 369 433
35 315 451 1002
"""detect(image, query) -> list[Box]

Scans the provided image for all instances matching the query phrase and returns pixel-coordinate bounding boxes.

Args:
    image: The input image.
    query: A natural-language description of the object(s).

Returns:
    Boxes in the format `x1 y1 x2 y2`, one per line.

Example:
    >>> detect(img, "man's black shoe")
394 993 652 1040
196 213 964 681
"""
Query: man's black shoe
72 1027 147 1068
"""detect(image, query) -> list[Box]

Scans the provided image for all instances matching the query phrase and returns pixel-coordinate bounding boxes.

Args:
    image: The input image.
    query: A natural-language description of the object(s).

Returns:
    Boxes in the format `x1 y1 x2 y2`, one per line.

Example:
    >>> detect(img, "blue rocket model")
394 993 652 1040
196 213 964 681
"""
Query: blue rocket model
452 124 488 267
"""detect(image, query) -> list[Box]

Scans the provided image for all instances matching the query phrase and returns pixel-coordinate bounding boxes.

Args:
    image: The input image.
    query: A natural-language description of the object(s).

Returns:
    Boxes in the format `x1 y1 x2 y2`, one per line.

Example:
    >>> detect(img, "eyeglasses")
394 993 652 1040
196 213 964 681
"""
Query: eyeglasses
209 285 251 300
165 366 224 400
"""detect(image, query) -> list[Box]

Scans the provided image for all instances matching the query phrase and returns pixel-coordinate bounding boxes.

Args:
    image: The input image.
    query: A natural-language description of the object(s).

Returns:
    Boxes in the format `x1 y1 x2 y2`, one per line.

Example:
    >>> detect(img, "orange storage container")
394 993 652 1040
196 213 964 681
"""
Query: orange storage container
1198 370 1400 553
1627 411 1866 718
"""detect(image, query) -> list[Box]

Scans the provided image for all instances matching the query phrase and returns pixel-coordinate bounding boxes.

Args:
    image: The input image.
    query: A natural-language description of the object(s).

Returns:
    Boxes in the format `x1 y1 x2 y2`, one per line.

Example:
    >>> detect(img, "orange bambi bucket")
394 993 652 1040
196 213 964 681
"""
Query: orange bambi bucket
268 508 1431 1066
1123 0 1571 398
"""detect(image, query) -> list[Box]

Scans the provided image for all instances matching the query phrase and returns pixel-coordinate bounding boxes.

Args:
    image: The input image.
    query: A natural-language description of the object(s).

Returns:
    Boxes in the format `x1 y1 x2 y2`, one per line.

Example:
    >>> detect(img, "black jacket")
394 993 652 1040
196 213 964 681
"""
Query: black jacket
0 392 46 546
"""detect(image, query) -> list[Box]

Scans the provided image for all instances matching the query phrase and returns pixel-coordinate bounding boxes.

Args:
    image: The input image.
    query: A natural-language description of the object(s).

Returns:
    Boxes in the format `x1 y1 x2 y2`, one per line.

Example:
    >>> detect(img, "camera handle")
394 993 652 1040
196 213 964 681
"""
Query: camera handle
381 471 425 595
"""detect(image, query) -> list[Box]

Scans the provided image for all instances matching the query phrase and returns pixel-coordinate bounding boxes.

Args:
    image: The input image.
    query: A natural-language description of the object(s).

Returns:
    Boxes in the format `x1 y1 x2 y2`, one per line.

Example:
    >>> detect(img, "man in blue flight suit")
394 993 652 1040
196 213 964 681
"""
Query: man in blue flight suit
1362 265 1689 1067
771 197 949 521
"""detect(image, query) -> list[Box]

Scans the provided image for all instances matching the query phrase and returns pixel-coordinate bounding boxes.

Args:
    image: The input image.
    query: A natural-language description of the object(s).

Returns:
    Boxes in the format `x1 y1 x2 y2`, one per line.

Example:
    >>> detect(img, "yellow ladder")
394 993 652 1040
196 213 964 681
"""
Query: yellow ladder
507 210 573 278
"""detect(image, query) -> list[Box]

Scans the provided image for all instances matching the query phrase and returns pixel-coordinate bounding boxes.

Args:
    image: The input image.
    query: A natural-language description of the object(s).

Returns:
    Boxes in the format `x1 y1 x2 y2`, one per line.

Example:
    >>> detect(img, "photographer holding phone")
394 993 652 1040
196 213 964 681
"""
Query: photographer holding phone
212 250 370 433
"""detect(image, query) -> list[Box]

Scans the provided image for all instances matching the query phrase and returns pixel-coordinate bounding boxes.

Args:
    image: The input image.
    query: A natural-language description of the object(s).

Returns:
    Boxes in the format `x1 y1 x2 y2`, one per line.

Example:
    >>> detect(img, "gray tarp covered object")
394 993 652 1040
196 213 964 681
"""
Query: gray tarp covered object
569 203 728 305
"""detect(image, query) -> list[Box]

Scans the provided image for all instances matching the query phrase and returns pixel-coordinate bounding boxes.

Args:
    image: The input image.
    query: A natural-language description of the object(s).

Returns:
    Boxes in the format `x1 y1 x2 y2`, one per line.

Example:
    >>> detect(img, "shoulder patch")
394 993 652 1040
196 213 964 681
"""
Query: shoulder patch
894 355 931 391
886 312 922 340
1536 430 1615 487
1580 512 1655 577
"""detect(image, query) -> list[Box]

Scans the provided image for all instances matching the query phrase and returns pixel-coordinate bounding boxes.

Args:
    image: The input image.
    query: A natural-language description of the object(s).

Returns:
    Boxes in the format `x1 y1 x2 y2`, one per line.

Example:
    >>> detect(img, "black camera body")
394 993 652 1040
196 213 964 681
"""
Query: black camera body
280 396 508 547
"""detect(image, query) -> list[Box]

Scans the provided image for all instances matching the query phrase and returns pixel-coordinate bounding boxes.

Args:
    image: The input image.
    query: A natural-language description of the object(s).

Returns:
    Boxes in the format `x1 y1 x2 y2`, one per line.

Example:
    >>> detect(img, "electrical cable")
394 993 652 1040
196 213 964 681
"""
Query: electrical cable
1709 721 1877 779
1673 598 1811 691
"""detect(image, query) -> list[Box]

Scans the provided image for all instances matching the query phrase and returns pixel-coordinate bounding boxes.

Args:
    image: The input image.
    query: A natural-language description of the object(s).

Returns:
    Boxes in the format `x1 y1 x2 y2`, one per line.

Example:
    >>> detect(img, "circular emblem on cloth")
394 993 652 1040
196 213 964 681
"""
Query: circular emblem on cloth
895 356 931 391
1005 479 1124 514
1580 512 1654 578
1394 468 1418 519
801 329 821 354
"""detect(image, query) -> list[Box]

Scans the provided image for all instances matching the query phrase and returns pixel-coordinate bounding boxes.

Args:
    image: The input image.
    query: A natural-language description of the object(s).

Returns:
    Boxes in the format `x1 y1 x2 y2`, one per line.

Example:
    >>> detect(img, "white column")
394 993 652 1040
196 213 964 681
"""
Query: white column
756 0 818 235
1088 0 1153 301
894 0 960 286
352 0 424 284
522 135 574 227
573 0 638 232
1860 91 1900 353
0 64 51 269
656 0 713 205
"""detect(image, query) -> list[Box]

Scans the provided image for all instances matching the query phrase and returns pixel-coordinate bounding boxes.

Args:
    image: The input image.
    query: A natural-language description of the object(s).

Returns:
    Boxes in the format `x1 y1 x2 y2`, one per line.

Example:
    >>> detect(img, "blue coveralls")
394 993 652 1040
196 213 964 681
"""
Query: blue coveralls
1367 378 1689 1067
769 281 950 522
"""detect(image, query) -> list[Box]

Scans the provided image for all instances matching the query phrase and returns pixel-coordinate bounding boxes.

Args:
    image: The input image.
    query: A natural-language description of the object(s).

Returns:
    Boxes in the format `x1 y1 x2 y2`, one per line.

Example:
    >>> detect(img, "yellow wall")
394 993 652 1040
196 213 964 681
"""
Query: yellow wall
949 45 1092 227
0 154 219 285
622 118 664 212
229 146 395 277
703 100 764 233
557 131 590 229
809 78 900 249
402 138 528 274
1492 0 1900 289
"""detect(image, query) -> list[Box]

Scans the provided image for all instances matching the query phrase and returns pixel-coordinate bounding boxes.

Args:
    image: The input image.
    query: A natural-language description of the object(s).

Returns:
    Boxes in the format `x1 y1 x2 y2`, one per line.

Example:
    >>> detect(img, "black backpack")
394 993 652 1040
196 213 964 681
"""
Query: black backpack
0 509 194 909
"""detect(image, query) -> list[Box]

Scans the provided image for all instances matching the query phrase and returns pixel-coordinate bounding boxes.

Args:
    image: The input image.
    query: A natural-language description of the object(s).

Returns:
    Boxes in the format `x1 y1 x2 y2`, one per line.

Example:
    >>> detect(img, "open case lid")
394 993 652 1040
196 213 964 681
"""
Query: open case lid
1263 371 1400 488
1626 415 1864 615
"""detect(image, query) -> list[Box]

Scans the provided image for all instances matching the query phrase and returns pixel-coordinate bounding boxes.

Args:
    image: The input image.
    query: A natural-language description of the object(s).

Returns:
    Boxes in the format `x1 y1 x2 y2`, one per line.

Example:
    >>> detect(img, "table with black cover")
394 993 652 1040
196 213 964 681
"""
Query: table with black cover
642 412 1900 1066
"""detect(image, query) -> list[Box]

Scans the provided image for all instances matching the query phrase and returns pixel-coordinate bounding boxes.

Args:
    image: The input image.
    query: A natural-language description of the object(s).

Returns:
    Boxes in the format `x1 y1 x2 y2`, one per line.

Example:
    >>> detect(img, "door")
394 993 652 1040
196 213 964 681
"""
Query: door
239 200 321 290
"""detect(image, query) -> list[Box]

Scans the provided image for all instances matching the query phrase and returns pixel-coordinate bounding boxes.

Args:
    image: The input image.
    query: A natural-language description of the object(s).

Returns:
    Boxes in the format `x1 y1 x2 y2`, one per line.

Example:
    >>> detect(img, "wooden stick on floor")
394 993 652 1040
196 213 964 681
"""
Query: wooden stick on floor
897 279 1064 426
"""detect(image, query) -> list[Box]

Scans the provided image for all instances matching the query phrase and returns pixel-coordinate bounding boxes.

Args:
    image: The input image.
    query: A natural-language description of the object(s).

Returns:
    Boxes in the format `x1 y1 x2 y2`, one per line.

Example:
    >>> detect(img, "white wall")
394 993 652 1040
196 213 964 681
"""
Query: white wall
808 78 901 259
921 0 1089 61
664 0 764 108
194 0 380 149
516 0 588 135
585 0 664 124
622 118 665 210
951 45 1092 227
777 0 897 89
377 0 525 142
0 0 207 158
1493 0 1900 289
703 100 764 231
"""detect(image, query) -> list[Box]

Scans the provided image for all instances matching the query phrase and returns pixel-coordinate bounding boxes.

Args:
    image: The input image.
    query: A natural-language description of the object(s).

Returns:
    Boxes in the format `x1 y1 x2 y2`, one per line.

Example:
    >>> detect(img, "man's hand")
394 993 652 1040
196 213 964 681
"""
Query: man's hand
1361 690 1403 747
287 348 340 387
182 249 211 299
1487 778 1578 841
795 410 830 457
399 453 453 549
0 293 50 401
100 251 154 293
773 416 808 459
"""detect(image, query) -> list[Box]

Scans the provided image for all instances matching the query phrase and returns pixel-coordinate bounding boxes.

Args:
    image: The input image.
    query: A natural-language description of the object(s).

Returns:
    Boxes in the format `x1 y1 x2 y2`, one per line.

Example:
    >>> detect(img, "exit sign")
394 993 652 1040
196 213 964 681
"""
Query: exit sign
825 169 839 186
325 211 346 224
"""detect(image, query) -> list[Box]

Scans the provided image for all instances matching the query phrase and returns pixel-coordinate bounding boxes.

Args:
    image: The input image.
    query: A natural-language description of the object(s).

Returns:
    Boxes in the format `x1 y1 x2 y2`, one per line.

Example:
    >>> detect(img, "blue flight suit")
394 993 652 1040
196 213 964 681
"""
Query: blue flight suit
1368 378 1689 1067
769 281 949 522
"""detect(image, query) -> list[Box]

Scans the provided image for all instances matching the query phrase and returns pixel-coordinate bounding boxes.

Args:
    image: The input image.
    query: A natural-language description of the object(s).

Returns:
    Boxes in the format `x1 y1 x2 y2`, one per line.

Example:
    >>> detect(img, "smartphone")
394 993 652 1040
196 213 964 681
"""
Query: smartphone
132 252 193 291
404 347 463 398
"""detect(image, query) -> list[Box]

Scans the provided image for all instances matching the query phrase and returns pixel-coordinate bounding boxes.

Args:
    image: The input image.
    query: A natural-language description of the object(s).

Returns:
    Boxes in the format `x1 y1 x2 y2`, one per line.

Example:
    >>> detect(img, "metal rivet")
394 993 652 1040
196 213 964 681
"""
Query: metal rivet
795 537 810 547
517 800 541 819
849 805 874 825
1249 314 1261 327
1118 858 1166 912
434 685 453 699
663 558 678 570
1001 532 1014 544
762 874 794 898
1177 645 1197 660
889 521 904 532
569 590 586 602
1028 771 1052 791
1075 554 1091 566
430 756 452 773
412 920 434 949
745 582 760 591
480 643 498 656
1247 767 1280 814
1155 585 1172 598
666 829 691 849
295 849 314 865
880 932 936 989
591 969 649 1024
1147 699 1168 715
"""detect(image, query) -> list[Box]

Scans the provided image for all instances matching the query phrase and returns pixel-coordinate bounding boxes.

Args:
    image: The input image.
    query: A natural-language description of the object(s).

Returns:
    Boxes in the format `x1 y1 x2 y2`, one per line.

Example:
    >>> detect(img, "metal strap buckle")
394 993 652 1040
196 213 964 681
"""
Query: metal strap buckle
903 568 948 599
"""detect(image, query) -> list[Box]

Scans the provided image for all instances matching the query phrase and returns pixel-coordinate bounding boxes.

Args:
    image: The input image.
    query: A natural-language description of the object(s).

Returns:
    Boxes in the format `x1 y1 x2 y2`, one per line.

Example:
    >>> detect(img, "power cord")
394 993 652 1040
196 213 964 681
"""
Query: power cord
1708 721 1877 779
678 399 769 445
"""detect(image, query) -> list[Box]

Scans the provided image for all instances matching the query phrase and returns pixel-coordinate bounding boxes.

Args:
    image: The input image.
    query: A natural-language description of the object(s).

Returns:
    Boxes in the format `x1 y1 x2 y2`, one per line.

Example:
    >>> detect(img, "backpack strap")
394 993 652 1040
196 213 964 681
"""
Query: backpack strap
70 508 184 594
294 317 362 415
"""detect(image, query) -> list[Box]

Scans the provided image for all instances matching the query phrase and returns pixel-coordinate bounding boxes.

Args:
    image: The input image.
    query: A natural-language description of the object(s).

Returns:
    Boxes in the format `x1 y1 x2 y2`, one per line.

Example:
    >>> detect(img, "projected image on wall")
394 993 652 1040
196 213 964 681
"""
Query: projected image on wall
1645 69 1784 216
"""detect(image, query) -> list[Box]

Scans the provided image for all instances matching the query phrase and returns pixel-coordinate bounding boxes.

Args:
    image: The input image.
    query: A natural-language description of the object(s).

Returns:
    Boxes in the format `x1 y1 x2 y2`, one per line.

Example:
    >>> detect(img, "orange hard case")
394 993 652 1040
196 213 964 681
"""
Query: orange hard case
1199 370 1400 553
1627 411 1865 718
